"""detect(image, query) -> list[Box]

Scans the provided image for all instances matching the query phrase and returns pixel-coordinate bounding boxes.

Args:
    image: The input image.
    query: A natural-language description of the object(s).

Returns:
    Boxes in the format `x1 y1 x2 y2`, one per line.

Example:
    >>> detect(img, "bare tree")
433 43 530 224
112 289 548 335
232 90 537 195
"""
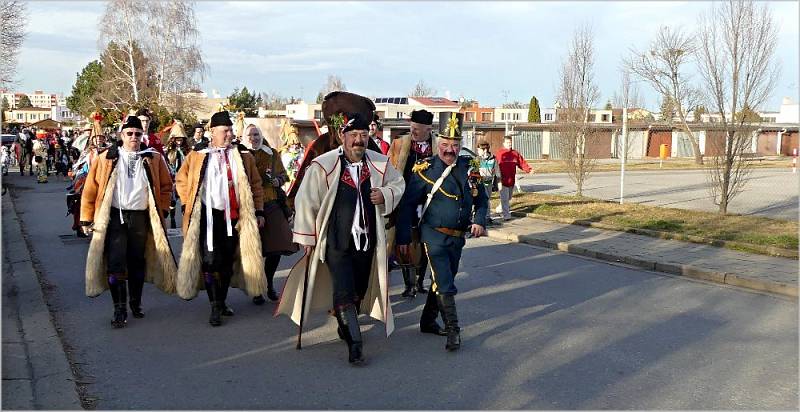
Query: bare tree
97 40 155 111
148 0 204 105
625 26 704 164
410 79 436 97
0 0 27 87
316 74 346 102
612 69 642 110
98 0 148 105
697 0 779 214
556 24 600 197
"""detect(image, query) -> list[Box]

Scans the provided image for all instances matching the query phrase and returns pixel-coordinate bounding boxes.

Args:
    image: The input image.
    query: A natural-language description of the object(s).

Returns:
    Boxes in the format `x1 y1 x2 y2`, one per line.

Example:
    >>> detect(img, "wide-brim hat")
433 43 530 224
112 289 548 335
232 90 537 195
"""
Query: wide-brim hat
436 112 464 140
321 91 375 129
121 115 143 131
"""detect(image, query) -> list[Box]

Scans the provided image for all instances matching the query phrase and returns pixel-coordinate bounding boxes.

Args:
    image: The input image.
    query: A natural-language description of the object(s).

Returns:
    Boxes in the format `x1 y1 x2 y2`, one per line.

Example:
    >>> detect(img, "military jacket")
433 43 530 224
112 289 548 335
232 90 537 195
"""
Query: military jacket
396 154 488 245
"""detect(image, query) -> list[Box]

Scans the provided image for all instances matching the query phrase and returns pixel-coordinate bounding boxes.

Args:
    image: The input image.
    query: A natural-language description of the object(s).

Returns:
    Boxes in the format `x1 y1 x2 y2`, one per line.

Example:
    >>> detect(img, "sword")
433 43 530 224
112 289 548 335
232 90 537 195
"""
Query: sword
296 252 311 350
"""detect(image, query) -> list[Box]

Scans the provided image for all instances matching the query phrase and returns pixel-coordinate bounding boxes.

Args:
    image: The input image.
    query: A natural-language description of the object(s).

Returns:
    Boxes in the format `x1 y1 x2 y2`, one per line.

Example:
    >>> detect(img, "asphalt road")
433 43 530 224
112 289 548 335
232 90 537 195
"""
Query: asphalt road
4 173 798 409
516 168 799 220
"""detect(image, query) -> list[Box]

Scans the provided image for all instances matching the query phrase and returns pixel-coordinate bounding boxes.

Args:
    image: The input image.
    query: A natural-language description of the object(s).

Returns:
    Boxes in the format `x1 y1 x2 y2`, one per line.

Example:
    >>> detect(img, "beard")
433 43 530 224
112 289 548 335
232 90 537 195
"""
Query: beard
350 145 366 159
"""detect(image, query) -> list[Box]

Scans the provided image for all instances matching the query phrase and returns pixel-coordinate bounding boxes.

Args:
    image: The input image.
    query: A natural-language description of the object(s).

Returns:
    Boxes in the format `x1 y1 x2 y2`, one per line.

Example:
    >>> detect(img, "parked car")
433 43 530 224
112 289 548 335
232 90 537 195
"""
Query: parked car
1 134 16 147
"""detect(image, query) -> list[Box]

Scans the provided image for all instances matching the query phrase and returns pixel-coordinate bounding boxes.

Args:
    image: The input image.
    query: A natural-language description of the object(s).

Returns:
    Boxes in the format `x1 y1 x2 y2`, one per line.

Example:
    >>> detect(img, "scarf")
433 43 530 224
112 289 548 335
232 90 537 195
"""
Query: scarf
115 146 157 223
199 145 239 252
340 148 371 251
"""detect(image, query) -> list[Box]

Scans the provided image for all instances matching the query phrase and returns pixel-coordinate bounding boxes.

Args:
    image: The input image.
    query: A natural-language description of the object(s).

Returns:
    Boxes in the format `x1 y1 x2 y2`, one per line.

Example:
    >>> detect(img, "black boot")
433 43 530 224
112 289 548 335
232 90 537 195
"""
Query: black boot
334 305 365 365
109 280 128 328
265 255 280 301
218 274 234 316
169 208 177 229
416 267 428 294
437 294 461 351
252 295 266 305
128 274 145 319
420 291 446 336
205 279 222 327
400 267 416 298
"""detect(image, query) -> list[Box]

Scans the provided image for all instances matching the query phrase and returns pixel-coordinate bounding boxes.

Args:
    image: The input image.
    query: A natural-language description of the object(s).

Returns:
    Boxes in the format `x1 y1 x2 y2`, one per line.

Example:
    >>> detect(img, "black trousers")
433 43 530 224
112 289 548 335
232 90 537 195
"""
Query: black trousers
104 208 149 279
199 206 239 276
325 247 374 308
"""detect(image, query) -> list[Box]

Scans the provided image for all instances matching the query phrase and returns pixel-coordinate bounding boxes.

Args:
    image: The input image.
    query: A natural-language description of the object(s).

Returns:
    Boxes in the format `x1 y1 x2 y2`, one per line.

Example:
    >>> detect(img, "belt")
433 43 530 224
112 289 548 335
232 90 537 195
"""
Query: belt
434 227 466 238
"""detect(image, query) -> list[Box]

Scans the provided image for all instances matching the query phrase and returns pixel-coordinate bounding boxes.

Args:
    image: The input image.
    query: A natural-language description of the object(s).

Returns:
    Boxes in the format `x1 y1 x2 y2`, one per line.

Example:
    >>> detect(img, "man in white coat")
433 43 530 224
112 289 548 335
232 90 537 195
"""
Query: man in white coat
275 112 405 365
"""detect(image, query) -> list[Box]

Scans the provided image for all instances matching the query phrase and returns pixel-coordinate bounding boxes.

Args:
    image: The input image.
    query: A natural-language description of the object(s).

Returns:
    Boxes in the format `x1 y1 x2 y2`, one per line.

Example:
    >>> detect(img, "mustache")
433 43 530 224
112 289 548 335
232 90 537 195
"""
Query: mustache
352 142 365 147
443 151 456 156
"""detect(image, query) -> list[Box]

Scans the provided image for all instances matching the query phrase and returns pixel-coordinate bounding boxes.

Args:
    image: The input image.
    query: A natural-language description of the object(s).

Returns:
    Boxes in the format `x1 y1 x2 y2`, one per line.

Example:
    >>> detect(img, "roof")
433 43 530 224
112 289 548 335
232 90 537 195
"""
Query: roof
30 118 61 129
10 107 51 112
410 97 459 107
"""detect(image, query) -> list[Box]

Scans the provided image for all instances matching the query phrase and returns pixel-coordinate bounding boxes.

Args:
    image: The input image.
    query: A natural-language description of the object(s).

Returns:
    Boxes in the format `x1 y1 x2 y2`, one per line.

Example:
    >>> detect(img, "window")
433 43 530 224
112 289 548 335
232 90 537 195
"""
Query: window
44 114 50 119
601 114 609 122
313 110 322 120
465 112 475 122
513 113 520 120
17 113 23 120
396 112 405 119
481 112 492 122
545 113 553 121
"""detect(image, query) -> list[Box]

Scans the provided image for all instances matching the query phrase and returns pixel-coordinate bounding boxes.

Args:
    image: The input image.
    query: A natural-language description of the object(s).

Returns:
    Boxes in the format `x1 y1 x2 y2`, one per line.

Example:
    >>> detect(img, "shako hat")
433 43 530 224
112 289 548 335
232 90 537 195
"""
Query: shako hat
436 112 463 140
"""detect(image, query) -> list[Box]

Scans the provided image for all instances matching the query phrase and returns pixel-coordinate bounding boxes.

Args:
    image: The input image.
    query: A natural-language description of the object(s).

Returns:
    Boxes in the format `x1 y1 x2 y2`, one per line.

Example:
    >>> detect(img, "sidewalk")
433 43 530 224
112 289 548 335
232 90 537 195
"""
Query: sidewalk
486 215 798 298
1 192 82 409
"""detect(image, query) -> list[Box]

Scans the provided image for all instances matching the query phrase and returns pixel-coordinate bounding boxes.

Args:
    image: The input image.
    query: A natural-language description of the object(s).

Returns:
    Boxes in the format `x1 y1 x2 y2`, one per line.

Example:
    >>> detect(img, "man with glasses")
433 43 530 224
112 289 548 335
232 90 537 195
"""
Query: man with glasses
80 115 176 328
175 111 266 327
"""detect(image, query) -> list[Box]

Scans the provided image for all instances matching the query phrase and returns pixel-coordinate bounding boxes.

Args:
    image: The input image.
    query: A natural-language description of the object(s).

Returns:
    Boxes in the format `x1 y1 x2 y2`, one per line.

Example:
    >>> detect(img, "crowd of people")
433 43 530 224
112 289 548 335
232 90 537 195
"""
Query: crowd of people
51 91 534 366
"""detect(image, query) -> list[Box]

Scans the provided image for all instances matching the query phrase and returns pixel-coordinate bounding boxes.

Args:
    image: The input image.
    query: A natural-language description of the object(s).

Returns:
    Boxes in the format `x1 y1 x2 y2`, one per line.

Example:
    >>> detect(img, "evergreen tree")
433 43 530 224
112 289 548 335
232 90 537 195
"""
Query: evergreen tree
66 60 103 116
17 94 32 108
527 96 541 122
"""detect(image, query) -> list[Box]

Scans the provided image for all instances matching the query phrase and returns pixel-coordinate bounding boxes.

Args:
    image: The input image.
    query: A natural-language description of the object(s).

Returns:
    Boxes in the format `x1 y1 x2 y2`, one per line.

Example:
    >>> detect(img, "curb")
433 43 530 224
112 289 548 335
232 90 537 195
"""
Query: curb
486 227 799 299
2 193 83 409
510 211 798 259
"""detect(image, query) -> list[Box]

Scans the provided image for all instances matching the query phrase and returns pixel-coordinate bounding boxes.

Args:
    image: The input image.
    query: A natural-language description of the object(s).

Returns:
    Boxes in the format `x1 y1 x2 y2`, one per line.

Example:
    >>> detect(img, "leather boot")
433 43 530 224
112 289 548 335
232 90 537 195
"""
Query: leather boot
265 255 280 301
416 266 428 294
128 273 145 319
334 305 365 365
400 267 416 298
205 278 222 327
218 274 234 316
109 280 127 328
437 294 461 351
420 291 446 336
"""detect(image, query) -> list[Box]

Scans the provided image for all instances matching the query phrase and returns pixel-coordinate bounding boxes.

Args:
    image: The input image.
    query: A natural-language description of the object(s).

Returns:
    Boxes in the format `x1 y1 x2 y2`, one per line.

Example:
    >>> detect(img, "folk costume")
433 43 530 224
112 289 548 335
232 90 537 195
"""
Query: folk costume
286 91 383 208
276 113 405 364
165 121 190 229
244 125 296 305
32 138 48 183
280 126 303 188
397 112 489 351
387 109 435 297
370 113 390 155
175 111 266 327
80 116 177 328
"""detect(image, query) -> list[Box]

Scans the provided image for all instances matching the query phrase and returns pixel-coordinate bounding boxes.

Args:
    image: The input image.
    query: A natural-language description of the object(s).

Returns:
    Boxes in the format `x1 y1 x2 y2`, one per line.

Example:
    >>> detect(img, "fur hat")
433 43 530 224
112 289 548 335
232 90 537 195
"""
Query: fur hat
121 115 143 131
340 112 370 134
209 111 233 128
410 109 434 125
321 91 375 128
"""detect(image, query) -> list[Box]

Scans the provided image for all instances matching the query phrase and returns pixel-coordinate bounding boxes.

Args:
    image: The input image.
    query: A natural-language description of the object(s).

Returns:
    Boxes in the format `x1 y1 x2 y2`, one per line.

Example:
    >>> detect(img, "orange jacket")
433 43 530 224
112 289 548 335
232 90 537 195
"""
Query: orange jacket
80 145 173 224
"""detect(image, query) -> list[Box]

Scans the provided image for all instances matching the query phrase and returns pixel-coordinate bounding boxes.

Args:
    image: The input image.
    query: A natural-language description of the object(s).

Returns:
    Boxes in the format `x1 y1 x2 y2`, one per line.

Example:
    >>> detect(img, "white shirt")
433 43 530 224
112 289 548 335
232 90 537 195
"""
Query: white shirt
202 148 231 211
111 147 149 211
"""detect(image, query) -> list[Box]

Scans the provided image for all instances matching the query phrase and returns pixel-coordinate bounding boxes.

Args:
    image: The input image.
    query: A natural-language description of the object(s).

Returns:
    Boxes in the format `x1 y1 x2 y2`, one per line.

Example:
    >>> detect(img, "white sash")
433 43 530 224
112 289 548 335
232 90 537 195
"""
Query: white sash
420 162 456 219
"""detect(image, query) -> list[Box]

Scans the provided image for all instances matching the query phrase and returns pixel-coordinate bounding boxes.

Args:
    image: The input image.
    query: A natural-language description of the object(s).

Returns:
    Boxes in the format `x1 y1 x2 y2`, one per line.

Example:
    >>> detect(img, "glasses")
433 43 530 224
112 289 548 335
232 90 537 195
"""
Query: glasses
125 131 143 137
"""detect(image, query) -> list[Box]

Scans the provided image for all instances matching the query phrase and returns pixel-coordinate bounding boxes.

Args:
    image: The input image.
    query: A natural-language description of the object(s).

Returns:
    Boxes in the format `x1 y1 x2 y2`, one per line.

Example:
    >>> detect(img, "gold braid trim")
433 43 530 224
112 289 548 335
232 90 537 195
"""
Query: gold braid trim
416 170 459 200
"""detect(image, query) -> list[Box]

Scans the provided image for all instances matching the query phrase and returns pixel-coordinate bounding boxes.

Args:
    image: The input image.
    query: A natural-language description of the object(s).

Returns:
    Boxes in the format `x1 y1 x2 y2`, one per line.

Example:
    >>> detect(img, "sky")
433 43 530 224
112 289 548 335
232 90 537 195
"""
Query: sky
14 0 800 112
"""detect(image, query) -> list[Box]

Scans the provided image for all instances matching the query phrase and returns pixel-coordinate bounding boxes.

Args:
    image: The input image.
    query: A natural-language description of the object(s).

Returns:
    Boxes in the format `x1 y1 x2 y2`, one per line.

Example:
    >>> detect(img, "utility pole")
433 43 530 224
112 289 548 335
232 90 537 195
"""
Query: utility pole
619 107 628 204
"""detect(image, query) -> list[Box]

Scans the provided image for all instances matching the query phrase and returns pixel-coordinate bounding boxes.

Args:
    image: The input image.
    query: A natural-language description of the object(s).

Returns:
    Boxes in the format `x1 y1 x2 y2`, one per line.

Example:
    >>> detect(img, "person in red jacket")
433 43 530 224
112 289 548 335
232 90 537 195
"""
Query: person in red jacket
494 135 533 220
369 114 390 155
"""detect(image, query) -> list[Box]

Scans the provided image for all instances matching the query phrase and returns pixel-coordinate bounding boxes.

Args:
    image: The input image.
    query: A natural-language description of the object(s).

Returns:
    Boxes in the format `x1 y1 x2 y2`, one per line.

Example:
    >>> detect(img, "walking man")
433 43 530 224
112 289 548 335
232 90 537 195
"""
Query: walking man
276 112 405 365
80 115 177 328
175 111 266 327
396 112 489 351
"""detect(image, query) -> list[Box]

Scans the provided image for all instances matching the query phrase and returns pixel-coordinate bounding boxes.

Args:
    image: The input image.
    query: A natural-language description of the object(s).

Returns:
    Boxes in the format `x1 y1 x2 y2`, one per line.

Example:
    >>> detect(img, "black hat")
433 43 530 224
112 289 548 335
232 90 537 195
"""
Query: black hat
437 112 463 140
372 113 381 124
410 109 433 125
209 111 233 128
341 112 370 134
193 123 204 130
121 115 143 131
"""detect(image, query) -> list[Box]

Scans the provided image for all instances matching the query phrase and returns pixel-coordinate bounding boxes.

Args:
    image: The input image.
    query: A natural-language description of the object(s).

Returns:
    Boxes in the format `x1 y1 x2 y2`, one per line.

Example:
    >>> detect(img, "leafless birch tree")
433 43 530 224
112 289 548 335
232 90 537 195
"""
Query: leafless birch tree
410 79 436 97
556 24 599 197
0 0 27 87
697 0 779 214
625 26 705 164
98 0 147 106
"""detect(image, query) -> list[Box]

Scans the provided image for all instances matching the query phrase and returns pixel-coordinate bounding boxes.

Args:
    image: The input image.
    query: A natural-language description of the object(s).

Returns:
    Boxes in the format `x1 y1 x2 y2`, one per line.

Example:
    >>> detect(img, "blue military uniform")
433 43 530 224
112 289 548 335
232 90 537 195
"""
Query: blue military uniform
395 111 487 352
396 154 488 295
